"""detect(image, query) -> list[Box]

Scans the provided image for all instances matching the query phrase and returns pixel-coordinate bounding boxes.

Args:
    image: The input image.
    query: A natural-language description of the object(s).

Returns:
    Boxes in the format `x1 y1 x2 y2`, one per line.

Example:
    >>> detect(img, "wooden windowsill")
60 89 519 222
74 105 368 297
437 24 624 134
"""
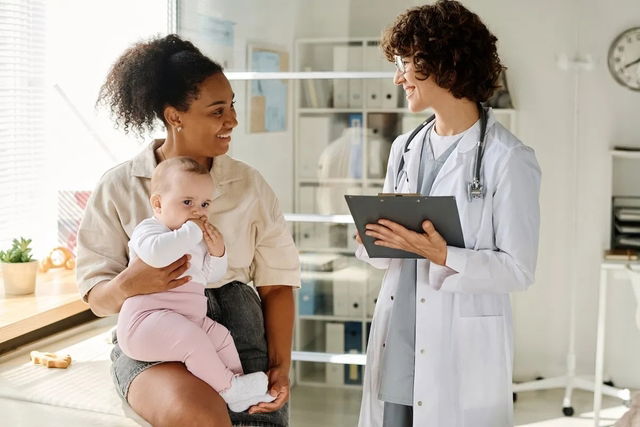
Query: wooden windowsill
0 269 90 344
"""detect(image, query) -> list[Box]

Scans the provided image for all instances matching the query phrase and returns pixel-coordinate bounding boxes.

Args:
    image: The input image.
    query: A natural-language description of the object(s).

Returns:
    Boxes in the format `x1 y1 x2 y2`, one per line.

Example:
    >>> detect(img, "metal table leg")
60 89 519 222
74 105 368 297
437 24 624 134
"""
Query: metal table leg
593 267 608 426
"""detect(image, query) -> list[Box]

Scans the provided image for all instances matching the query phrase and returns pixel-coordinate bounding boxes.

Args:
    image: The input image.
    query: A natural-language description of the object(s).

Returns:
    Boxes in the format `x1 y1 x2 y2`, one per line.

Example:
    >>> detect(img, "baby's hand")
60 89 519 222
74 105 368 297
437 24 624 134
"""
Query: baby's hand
198 217 225 257
188 217 207 233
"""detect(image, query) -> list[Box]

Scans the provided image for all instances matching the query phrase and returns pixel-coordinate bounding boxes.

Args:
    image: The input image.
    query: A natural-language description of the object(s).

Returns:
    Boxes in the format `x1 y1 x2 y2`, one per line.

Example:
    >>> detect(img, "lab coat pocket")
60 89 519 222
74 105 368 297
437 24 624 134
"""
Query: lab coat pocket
458 315 511 427
459 294 502 317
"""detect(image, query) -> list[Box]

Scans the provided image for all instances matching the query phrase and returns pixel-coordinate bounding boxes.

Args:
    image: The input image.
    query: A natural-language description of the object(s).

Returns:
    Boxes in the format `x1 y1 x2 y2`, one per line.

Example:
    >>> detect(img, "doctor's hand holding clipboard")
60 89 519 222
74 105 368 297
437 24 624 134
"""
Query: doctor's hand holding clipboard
347 193 460 265
360 218 448 265
351 2 541 427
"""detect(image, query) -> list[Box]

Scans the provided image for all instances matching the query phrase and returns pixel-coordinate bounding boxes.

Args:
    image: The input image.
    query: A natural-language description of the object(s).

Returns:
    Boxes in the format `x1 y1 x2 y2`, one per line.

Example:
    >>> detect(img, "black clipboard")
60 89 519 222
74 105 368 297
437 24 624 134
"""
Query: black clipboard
344 194 465 258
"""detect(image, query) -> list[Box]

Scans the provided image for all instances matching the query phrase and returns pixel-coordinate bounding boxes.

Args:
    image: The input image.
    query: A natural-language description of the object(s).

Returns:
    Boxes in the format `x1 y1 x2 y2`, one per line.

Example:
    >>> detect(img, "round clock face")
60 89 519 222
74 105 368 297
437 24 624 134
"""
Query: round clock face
608 27 640 91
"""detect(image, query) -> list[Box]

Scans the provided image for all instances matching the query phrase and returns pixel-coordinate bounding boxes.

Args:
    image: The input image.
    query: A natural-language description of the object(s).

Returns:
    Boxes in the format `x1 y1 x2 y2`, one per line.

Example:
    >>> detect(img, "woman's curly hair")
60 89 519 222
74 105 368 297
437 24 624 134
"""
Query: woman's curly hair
97 34 223 136
381 0 503 102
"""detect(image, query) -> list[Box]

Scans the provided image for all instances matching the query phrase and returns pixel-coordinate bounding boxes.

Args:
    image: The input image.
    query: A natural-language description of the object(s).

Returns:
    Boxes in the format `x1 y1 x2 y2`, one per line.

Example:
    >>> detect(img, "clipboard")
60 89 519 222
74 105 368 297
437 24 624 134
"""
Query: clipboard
344 194 465 258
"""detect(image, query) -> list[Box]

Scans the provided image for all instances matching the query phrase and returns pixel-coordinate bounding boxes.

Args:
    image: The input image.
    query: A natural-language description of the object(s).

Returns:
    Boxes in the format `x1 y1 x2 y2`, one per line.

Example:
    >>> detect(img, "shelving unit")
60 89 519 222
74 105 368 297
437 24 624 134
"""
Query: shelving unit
290 37 518 388
290 37 390 388
292 234 383 388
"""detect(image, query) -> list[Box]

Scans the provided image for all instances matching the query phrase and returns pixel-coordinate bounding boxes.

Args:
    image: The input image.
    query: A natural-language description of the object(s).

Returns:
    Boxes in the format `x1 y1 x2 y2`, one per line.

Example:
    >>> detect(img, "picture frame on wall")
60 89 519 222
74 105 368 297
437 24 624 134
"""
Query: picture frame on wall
247 43 289 133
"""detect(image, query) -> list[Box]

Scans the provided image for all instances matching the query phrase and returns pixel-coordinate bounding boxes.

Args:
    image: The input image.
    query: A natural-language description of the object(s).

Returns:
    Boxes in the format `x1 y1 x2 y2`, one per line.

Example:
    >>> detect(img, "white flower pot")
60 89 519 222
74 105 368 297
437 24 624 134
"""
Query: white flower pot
1 261 39 296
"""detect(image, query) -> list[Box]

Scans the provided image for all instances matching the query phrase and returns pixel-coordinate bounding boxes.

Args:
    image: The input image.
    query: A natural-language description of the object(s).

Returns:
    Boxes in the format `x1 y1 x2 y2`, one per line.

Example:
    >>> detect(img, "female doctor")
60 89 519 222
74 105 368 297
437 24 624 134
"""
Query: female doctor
355 2 541 427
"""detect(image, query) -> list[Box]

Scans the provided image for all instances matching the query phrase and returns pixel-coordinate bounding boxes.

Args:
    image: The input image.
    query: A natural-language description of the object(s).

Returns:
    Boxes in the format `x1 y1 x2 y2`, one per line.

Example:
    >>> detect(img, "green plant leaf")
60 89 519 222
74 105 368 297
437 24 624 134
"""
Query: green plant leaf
0 237 34 263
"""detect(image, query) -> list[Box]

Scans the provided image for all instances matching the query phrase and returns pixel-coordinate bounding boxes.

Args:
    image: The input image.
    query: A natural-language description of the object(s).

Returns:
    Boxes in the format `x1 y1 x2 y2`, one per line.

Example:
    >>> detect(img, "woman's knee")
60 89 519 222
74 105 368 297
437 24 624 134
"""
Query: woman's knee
163 396 230 427
128 362 231 427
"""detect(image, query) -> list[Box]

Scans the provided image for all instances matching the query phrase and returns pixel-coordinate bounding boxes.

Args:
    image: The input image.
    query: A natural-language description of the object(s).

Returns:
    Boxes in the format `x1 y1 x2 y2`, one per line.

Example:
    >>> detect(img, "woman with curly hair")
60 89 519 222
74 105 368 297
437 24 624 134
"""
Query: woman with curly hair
76 34 299 427
355 2 541 426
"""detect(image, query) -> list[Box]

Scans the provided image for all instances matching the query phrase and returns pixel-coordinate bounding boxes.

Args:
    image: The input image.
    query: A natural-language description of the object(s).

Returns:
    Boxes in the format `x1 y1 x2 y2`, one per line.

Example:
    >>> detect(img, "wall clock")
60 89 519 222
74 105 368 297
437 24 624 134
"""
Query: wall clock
608 27 640 91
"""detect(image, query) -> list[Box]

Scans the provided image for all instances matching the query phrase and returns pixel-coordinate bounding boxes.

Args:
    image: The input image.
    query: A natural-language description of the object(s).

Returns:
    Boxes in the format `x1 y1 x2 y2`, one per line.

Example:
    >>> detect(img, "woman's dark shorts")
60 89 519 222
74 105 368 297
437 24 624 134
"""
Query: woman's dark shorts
110 281 288 427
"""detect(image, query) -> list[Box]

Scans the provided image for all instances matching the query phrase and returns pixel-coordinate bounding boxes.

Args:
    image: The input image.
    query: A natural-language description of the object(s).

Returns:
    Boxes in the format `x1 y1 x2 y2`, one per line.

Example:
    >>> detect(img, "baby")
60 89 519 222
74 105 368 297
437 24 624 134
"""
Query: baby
116 156 275 412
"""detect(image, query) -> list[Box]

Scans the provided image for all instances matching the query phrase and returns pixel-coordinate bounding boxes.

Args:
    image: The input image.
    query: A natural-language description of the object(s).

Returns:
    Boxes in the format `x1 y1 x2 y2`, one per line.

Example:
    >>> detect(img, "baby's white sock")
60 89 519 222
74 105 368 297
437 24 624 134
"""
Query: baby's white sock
219 371 276 413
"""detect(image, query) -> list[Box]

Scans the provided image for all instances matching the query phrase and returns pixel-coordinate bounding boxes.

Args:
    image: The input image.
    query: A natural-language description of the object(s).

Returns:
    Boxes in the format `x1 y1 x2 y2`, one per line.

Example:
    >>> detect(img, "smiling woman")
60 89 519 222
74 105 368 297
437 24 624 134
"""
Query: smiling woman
78 34 300 427
156 72 238 165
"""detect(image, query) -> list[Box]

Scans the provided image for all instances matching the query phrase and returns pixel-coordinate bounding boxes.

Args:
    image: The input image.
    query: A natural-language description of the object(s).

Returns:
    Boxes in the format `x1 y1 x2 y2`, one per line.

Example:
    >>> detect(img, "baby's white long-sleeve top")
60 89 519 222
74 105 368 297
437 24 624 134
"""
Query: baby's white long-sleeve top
128 217 228 287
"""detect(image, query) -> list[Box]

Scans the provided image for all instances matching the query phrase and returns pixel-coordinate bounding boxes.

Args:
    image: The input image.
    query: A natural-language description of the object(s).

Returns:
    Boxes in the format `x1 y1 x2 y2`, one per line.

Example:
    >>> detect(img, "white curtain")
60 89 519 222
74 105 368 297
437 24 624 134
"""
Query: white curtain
0 0 47 249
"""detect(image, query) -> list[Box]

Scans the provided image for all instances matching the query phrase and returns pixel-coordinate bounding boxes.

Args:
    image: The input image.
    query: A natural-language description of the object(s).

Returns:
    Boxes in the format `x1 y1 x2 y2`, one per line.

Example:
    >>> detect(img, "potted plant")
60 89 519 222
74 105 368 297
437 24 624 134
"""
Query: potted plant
1 237 39 295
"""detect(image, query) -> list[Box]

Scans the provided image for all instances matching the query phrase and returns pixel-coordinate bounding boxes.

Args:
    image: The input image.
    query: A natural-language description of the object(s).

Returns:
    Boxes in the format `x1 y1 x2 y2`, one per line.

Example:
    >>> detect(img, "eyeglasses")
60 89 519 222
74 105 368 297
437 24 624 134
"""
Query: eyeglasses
394 55 407 74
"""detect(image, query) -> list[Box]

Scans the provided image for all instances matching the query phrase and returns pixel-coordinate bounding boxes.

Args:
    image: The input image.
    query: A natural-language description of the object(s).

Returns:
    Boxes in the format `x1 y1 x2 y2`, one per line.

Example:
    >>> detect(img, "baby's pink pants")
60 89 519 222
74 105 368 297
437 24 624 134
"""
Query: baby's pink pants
116 281 242 392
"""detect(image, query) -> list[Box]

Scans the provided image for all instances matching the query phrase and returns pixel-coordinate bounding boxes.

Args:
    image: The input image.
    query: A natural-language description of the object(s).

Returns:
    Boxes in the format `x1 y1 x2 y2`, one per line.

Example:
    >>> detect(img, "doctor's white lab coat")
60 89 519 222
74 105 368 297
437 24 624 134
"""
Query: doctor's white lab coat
356 109 541 427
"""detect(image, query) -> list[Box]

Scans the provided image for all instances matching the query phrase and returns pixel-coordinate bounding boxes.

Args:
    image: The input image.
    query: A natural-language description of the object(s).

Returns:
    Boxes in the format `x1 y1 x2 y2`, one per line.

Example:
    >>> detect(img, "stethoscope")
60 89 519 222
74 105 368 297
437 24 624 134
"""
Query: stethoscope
394 103 489 201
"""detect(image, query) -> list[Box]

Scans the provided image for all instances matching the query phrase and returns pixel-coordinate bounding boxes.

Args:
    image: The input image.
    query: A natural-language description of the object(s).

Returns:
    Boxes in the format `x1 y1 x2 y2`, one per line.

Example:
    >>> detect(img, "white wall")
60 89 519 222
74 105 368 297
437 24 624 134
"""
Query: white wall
440 0 578 383
454 0 640 388
573 0 640 388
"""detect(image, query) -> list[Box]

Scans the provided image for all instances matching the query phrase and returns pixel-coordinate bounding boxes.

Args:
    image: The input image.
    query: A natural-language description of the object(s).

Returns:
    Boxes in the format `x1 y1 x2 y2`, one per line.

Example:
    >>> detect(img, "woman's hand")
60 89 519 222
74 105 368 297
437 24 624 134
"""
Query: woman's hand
365 219 448 265
247 365 290 415
122 254 191 297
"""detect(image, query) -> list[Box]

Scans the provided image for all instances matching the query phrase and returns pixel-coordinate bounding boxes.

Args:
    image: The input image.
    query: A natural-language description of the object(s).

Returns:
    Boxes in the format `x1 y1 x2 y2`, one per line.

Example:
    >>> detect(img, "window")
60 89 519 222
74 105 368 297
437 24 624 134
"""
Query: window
0 0 169 254
0 0 46 251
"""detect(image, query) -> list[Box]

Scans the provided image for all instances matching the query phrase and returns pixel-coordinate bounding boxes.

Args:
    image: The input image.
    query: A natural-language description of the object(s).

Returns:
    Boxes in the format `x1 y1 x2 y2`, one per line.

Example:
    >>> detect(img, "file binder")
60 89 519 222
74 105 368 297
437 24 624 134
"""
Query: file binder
364 45 383 108
333 46 349 108
325 323 345 385
348 45 363 108
344 322 363 384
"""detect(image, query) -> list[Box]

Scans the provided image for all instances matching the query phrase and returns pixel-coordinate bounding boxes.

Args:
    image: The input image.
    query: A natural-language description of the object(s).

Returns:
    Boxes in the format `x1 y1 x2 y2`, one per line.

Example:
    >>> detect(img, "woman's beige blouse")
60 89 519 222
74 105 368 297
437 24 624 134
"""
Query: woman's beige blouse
76 140 300 302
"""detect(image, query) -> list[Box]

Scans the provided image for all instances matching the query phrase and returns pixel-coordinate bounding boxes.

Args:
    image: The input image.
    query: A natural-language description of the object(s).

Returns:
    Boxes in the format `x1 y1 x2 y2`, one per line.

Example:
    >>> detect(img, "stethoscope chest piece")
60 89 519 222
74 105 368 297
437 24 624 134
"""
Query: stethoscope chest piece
467 179 484 201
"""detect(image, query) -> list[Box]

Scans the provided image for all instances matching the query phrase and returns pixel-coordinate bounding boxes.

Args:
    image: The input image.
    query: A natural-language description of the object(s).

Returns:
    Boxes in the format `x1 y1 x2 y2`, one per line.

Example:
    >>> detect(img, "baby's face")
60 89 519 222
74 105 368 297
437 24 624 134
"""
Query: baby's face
155 171 215 230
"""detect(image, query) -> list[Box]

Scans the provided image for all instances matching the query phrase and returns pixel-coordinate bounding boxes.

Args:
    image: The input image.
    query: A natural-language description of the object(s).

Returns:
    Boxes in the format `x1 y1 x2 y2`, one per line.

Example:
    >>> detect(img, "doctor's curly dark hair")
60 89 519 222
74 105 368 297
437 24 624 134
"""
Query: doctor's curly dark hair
97 34 223 136
381 0 504 102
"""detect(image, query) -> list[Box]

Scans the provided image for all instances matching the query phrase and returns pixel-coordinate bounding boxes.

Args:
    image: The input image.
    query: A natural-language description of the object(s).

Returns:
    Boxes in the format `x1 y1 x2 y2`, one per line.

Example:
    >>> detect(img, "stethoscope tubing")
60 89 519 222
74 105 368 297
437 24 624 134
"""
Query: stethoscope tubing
394 104 488 198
